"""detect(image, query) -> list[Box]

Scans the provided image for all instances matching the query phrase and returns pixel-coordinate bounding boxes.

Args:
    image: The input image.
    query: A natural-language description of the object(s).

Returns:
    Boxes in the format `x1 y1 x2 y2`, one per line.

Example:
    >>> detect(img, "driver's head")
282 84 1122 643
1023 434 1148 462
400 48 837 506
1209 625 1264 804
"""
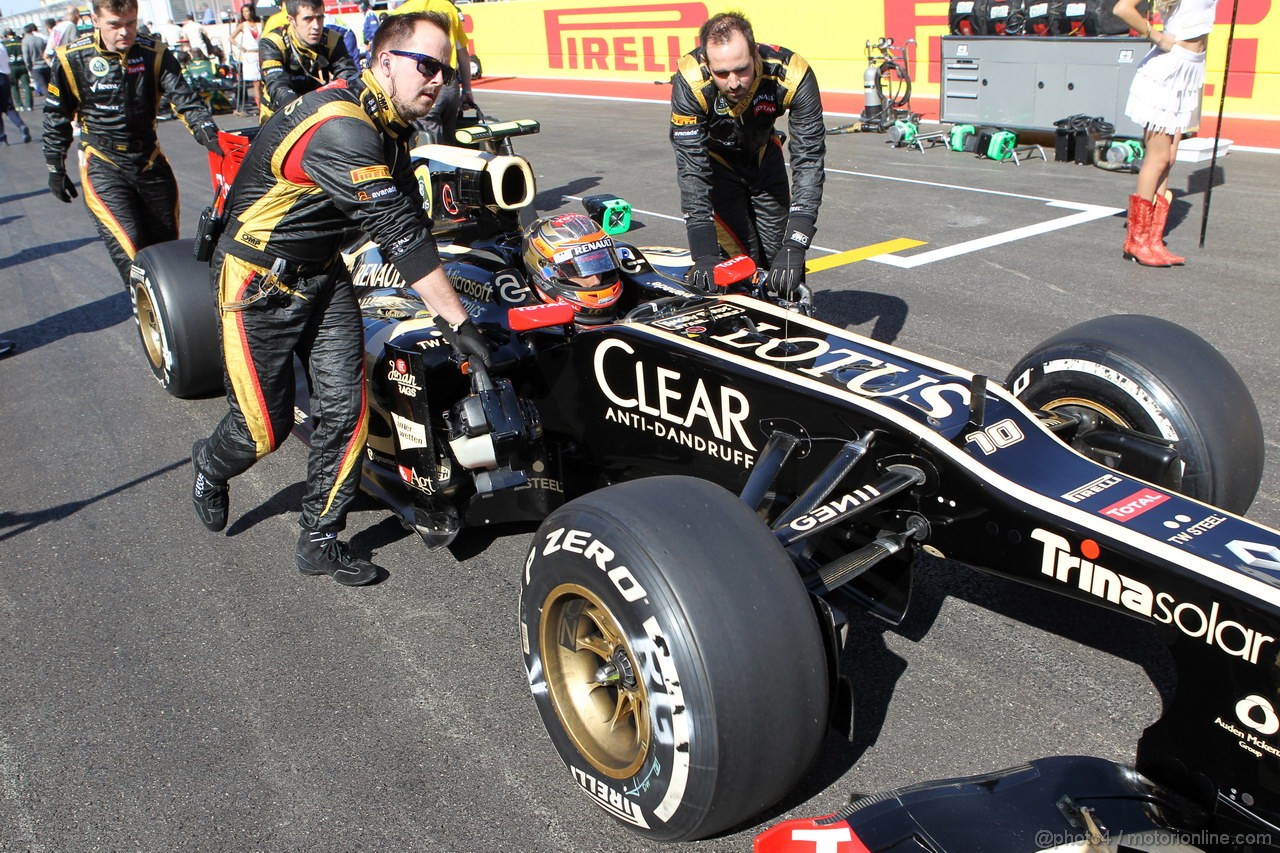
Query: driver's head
522 214 623 325
285 0 324 47
700 12 757 106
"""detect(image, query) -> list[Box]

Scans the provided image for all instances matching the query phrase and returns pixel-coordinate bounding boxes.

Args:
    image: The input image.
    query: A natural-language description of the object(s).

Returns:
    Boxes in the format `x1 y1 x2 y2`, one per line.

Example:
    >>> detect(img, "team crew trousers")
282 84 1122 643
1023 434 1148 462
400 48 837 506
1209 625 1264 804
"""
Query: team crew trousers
708 138 791 269
80 144 180 285
197 249 369 533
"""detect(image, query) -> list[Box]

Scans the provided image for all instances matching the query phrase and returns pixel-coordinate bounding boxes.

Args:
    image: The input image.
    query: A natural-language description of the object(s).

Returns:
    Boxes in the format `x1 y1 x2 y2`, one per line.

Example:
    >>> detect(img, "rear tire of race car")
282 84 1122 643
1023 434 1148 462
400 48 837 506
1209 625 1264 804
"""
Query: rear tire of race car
130 239 222 399
520 476 829 842
1007 314 1264 514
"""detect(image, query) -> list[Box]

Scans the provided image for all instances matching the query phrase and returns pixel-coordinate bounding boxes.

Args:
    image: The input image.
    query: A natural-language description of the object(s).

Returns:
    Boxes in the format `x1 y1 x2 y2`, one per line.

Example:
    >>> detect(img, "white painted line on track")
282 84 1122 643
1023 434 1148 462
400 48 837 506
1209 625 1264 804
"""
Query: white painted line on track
871 201 1124 269
568 162 1125 266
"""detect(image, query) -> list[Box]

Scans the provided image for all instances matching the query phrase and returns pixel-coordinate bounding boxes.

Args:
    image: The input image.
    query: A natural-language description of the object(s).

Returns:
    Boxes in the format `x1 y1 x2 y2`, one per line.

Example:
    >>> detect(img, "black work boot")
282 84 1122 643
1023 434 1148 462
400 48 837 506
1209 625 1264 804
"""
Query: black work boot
191 440 229 532
296 530 379 586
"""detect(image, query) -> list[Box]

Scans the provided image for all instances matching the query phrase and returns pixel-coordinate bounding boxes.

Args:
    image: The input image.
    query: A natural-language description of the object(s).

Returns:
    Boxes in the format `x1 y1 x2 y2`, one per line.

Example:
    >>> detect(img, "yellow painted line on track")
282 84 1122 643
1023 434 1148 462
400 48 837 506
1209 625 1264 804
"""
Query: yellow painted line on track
807 238 927 273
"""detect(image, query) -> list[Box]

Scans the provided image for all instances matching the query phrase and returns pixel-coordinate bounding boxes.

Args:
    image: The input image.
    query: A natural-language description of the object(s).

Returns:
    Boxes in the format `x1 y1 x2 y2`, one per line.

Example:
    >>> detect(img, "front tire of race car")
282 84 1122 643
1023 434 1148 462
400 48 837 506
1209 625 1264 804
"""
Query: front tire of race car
130 239 222 399
520 476 829 842
1008 314 1264 514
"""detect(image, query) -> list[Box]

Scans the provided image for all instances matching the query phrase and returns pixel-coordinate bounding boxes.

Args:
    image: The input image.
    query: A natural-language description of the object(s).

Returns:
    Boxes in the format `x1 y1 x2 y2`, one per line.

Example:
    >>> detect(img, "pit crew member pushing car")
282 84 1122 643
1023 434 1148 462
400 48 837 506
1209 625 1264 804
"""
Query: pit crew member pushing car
191 11 491 586
41 0 223 287
257 0 358 124
670 12 825 298
389 0 475 145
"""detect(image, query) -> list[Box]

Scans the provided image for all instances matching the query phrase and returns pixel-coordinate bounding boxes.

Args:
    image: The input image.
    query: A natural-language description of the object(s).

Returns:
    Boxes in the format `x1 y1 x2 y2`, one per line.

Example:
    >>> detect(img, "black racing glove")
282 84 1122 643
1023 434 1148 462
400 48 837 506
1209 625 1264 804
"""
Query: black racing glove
193 122 224 157
684 221 720 292
435 315 492 368
47 163 78 203
769 215 816 299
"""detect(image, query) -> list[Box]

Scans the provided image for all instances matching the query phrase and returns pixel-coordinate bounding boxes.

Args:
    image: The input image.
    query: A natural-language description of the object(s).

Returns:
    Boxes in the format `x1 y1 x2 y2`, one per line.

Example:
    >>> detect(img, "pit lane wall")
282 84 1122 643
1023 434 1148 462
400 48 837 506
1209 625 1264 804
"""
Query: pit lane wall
457 0 1279 145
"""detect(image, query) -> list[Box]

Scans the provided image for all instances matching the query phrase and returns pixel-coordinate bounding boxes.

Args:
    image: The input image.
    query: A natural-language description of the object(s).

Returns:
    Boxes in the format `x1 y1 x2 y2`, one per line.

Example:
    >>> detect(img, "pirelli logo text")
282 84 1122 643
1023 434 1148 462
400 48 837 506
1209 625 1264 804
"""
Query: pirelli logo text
544 3 707 72
350 165 392 184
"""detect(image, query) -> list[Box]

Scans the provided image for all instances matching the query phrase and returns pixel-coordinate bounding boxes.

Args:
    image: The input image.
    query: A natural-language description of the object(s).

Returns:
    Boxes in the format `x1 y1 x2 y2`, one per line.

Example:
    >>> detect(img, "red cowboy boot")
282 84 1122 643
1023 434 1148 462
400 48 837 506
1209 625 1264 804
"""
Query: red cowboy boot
1150 192 1186 266
1123 194 1170 267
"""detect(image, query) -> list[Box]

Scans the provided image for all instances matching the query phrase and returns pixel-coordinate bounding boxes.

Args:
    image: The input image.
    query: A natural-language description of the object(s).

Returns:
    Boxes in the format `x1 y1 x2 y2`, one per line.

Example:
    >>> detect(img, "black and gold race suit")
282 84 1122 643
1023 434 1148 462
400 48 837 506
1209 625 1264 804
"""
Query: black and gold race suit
669 42 825 267
195 69 441 534
258 26 357 123
42 32 217 283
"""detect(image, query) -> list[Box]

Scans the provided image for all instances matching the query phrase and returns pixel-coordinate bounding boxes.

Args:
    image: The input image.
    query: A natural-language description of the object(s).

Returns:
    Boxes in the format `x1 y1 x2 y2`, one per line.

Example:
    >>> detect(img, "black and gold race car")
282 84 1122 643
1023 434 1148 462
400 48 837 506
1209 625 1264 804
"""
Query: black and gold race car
127 120 1280 849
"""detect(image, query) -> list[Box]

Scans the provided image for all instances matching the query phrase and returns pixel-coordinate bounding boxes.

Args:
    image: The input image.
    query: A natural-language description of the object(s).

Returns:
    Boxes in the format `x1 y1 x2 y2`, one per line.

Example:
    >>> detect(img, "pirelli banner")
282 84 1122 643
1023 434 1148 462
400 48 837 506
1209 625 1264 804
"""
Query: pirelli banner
463 0 1280 133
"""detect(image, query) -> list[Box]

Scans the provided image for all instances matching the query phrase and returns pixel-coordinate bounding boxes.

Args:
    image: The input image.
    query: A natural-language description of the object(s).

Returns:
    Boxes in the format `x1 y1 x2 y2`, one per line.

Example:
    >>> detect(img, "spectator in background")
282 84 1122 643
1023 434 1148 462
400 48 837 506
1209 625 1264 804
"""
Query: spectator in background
231 3 262 113
45 7 80 62
157 18 184 48
22 24 49 98
182 14 208 54
1114 0 1218 267
390 0 474 144
360 0 379 58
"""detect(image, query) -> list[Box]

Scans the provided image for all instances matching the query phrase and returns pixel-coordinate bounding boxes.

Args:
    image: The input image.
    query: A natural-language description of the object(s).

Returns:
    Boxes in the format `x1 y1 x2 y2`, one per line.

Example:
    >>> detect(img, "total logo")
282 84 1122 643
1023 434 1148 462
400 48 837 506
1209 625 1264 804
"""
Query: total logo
1032 529 1275 664
1099 487 1168 522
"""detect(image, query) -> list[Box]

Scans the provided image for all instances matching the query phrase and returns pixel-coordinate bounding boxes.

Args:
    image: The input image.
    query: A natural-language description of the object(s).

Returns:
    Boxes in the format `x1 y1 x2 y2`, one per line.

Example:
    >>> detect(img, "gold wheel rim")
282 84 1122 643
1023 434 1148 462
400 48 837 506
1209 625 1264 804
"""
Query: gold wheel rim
133 282 165 371
539 583 651 779
1041 395 1132 429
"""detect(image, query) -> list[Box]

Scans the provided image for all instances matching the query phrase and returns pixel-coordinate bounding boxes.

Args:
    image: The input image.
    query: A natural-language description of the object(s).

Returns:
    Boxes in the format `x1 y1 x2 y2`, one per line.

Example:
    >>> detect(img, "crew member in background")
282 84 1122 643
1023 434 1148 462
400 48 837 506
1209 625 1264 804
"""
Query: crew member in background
258 0 358 123
669 12 825 299
4 29 32 112
190 12 491 586
1113 0 1218 267
0 37 32 144
390 0 473 144
42 0 222 285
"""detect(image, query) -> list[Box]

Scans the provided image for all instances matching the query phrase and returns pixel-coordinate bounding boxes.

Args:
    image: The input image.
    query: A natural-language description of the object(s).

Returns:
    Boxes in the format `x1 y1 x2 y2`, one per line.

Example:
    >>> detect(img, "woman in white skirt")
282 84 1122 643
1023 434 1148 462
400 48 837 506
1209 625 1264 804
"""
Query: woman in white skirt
1114 0 1218 267
231 4 263 114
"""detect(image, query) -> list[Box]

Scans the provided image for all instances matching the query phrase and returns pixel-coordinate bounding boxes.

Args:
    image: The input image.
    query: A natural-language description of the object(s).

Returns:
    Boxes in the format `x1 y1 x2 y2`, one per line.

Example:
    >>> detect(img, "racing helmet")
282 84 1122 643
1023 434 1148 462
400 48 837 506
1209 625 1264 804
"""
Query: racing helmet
521 214 624 325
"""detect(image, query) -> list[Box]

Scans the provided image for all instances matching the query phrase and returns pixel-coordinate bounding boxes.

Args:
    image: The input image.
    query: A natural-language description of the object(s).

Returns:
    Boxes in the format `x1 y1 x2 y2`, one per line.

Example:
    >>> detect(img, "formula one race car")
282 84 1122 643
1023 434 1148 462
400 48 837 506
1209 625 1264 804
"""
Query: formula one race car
127 120 1280 848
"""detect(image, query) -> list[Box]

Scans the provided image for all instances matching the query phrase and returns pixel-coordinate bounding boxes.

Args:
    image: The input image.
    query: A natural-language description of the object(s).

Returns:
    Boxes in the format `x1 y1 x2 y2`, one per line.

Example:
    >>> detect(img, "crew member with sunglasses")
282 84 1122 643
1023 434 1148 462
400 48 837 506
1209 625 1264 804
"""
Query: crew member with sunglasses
258 0 357 123
191 11 490 586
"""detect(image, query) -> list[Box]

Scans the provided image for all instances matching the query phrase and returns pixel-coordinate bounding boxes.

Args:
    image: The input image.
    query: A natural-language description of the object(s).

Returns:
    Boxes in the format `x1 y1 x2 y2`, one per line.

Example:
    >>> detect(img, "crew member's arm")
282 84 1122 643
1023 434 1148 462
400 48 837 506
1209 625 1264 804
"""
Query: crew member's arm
157 44 222 154
669 56 719 289
770 56 826 296
299 117 488 361
260 31 302 110
42 50 79 202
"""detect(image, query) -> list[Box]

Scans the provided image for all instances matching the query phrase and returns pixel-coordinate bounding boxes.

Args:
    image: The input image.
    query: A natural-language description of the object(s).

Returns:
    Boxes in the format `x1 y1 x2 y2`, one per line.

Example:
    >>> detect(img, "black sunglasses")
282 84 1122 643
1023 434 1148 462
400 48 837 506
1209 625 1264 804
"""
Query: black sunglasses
387 50 456 85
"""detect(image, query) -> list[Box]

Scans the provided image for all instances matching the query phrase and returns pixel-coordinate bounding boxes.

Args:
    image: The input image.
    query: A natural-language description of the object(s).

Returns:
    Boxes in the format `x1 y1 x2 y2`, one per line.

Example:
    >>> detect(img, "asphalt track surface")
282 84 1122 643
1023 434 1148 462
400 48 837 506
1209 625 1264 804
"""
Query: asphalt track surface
2 92 1279 852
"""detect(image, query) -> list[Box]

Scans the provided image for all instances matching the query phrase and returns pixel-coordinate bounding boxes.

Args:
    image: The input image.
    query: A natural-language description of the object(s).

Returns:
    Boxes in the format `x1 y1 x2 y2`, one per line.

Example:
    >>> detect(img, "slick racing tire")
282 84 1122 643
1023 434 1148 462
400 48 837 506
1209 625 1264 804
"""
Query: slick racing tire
130 239 221 398
520 476 829 842
1008 314 1264 514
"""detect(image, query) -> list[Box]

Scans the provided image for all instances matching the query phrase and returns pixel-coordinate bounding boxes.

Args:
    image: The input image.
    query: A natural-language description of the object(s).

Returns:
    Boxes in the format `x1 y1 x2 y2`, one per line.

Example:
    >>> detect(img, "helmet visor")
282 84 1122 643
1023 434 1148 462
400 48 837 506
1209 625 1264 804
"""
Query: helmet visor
546 243 620 282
